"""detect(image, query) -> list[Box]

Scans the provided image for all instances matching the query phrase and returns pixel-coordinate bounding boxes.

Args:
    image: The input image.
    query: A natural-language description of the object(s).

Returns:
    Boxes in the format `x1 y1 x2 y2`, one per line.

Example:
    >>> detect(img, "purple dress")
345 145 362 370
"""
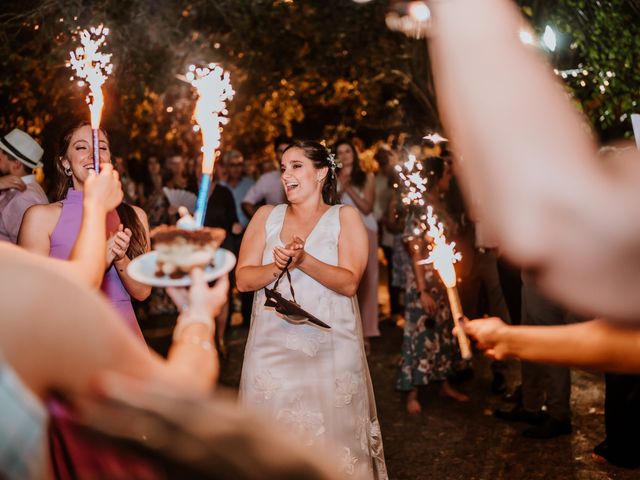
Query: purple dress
49 189 144 341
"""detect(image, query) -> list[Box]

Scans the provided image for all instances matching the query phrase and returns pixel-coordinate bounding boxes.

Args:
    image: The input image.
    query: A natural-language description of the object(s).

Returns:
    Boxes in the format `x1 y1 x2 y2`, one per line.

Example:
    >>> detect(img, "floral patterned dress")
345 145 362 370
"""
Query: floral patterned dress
396 199 465 391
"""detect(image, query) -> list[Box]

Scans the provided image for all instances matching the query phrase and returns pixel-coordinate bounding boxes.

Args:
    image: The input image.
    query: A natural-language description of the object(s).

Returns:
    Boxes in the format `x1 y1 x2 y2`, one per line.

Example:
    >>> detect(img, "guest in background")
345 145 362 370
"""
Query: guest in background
113 155 138 205
458 201 512 394
0 128 48 243
493 276 574 439
241 135 291 219
184 155 198 184
243 157 259 181
221 149 256 329
204 179 241 357
335 139 379 353
136 154 182 353
221 149 255 231
137 155 170 227
374 144 403 324
396 156 469 414
18 122 151 340
164 154 198 194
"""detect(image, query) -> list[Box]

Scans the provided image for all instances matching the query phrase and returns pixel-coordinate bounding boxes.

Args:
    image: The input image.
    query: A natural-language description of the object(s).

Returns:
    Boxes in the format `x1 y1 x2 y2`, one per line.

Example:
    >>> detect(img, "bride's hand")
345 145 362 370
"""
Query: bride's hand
273 236 305 270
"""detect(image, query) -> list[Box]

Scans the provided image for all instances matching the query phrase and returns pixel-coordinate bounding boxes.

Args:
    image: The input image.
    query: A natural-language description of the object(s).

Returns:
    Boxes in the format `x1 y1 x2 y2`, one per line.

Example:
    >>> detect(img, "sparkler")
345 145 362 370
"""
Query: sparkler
418 206 472 360
187 63 235 227
67 25 113 171
385 1 432 38
422 132 448 144
394 153 428 207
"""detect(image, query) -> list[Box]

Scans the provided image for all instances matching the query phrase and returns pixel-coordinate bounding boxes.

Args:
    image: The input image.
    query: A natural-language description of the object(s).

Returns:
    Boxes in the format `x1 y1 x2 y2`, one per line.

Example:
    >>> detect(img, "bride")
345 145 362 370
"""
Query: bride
236 140 387 479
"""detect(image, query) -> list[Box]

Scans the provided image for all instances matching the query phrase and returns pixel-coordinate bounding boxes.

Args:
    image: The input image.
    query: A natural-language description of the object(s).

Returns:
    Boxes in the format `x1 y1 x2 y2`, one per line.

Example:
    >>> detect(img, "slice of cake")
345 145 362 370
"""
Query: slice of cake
150 225 226 278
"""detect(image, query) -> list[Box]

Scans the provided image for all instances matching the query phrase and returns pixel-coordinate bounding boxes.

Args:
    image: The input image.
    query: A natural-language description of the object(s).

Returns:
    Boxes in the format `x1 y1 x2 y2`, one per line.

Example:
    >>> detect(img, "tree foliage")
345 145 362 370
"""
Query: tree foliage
0 0 637 180
520 0 640 140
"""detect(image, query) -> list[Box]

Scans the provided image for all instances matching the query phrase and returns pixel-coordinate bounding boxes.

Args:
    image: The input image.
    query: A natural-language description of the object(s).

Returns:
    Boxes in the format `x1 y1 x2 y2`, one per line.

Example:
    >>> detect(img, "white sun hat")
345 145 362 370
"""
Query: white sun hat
0 128 44 169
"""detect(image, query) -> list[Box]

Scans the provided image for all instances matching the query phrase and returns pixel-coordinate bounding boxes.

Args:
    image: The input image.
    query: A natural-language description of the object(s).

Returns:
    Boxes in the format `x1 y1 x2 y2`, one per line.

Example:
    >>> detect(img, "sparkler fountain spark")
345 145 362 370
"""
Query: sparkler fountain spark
394 153 428 207
67 25 113 171
186 64 235 227
418 206 472 359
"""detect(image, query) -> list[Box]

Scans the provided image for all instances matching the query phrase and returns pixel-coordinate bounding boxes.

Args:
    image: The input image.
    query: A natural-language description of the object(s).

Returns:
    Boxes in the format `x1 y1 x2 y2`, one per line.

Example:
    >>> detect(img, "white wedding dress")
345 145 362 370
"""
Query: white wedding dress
240 204 388 479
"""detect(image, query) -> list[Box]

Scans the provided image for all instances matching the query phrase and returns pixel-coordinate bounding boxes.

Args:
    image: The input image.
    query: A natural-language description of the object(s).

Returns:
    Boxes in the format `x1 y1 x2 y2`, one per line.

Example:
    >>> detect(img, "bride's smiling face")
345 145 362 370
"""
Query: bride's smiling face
281 147 323 203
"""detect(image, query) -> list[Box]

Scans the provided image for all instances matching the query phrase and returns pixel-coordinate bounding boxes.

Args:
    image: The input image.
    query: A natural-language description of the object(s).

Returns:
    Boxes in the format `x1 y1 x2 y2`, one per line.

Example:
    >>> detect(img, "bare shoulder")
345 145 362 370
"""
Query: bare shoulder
19 203 61 246
251 204 276 224
339 204 363 224
24 202 62 226
338 205 366 236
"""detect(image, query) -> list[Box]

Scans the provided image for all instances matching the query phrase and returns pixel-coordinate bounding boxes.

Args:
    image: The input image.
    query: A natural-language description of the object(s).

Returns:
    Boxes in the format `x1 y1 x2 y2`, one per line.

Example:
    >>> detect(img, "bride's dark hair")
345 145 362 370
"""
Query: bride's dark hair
283 140 340 205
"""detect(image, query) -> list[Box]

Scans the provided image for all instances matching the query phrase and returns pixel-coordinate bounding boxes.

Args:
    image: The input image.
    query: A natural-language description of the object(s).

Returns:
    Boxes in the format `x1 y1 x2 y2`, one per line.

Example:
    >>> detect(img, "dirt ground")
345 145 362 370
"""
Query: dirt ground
216 320 637 480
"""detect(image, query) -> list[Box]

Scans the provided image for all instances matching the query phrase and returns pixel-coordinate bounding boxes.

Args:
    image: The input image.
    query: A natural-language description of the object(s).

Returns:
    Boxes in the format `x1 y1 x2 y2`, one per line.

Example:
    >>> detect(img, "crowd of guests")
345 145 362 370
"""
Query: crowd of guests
2 0 640 473
2 118 639 476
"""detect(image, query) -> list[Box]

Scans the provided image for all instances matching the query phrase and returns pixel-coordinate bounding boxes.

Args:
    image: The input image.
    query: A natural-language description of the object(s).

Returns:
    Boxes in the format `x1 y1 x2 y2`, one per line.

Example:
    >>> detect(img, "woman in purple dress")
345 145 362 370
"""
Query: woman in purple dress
19 122 150 340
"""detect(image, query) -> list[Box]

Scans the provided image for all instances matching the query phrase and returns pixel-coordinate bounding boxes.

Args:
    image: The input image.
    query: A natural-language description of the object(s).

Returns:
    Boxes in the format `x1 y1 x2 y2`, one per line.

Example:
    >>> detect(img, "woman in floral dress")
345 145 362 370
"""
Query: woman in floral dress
395 156 470 414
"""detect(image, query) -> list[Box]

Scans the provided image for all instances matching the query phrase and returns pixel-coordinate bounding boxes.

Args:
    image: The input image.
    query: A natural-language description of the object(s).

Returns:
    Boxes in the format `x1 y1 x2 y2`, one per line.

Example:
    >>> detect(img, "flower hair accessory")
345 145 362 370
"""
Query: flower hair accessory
327 152 342 174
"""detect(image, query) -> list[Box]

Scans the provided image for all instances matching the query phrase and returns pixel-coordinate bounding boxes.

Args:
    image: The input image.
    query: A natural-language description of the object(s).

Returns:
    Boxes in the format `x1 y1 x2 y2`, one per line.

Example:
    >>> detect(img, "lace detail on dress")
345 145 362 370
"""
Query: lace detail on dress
276 395 326 446
252 370 282 403
284 327 328 357
356 416 386 468
335 372 360 407
363 418 387 480
339 447 358 476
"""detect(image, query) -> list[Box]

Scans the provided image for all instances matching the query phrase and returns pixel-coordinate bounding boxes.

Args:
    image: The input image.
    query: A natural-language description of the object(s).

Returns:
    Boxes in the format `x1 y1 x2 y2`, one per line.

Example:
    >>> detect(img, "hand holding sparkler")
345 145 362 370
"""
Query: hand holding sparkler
67 24 113 172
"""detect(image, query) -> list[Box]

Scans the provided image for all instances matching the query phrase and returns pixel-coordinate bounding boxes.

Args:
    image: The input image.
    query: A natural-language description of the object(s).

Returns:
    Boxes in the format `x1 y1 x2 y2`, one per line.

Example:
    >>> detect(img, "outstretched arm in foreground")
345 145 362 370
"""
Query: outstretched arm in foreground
463 317 640 373
429 0 640 320
0 244 228 399
18 164 124 289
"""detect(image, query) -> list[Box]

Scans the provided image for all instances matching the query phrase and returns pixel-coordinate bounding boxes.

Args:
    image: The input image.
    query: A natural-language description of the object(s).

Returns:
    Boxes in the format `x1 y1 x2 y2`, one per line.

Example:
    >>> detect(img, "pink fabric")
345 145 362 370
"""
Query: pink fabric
0 178 48 242
49 189 144 341
48 406 161 480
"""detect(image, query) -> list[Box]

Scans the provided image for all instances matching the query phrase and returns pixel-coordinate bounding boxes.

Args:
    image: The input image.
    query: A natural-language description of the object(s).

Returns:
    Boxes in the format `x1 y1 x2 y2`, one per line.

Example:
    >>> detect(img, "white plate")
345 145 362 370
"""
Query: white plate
127 248 236 287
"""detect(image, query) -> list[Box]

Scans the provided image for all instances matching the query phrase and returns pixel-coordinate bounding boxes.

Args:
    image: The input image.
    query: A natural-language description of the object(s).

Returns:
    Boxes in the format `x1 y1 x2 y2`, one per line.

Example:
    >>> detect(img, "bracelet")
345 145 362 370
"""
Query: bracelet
172 311 213 341
178 335 215 352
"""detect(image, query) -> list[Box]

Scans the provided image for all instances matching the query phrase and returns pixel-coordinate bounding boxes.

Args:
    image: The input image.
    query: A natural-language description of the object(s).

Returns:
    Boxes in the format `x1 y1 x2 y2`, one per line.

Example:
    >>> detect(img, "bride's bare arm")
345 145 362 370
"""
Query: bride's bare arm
293 206 368 297
236 205 283 292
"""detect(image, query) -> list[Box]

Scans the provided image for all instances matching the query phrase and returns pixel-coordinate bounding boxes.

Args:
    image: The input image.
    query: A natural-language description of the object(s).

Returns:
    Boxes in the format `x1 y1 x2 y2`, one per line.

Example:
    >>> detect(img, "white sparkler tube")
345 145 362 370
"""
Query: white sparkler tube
433 254 472 360
92 129 100 172
632 113 640 150
445 285 472 360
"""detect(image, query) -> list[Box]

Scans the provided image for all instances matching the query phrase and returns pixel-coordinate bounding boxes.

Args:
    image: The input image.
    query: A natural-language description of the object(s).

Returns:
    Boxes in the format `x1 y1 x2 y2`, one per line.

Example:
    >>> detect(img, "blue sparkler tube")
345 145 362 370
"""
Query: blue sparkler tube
194 173 212 227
